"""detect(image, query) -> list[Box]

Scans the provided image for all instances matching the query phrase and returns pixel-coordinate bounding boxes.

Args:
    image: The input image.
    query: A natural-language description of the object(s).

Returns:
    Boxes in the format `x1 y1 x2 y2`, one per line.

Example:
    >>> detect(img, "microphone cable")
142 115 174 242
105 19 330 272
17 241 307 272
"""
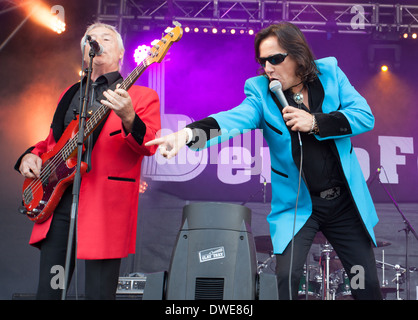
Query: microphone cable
269 79 304 300
288 119 303 300
288 131 303 299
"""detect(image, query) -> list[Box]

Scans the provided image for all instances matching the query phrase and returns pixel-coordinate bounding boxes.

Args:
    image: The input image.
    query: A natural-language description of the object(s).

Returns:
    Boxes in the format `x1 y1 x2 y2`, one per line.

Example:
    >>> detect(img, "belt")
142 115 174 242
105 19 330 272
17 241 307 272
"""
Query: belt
312 186 342 200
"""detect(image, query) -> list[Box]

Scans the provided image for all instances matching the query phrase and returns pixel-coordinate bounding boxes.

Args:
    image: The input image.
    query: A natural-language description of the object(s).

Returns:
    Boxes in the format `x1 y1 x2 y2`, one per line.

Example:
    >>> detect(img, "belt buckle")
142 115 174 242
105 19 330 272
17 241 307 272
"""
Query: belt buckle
320 186 341 200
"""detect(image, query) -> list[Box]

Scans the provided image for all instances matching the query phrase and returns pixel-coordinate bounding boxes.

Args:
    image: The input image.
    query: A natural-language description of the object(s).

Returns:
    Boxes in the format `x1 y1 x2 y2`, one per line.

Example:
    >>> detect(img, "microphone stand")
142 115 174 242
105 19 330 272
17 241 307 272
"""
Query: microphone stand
61 45 97 300
378 171 418 300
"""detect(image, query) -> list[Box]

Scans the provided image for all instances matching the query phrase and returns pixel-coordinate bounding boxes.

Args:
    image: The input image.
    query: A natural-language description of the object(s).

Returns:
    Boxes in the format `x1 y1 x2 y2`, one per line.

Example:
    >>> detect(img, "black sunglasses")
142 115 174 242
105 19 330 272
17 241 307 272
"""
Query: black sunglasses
258 53 288 68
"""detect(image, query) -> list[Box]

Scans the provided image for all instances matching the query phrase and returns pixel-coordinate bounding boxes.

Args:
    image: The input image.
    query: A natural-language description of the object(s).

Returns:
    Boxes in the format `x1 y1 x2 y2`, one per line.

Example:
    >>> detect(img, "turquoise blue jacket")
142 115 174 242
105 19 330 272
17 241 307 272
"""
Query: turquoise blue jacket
198 57 378 254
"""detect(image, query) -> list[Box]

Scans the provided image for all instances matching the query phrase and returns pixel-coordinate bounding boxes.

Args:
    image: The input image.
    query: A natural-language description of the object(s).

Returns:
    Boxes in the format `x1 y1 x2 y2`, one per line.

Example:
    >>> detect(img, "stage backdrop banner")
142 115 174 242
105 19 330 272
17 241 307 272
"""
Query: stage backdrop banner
123 31 418 203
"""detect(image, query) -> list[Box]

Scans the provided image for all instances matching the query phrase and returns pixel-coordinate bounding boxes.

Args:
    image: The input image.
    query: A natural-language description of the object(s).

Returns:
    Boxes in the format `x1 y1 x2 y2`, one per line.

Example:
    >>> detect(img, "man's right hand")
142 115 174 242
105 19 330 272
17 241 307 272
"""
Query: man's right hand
145 128 190 160
19 153 42 179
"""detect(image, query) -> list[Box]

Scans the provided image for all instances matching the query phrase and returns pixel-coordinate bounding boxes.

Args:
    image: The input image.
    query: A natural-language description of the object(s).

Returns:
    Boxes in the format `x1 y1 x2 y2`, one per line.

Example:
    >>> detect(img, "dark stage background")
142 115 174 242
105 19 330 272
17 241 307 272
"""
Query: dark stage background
1 0 417 300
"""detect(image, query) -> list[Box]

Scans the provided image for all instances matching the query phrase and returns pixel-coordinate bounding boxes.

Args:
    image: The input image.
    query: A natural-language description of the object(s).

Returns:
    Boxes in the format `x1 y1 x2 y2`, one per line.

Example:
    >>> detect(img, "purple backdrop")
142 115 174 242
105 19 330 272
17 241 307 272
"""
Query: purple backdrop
122 30 418 204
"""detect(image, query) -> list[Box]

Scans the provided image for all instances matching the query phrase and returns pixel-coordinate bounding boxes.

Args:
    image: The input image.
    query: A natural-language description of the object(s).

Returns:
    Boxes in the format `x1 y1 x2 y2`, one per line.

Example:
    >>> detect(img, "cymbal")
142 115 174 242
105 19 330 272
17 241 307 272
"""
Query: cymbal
376 240 391 247
254 235 273 254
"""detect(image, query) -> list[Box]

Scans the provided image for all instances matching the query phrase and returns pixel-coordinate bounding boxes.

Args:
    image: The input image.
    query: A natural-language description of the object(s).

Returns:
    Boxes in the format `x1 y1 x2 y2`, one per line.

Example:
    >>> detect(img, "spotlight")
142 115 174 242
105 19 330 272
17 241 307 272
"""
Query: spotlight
185 27 190 33
248 29 254 35
240 30 245 34
134 44 151 65
381 65 389 72
212 28 218 34
194 27 199 33
230 29 236 35
139 180 148 194
51 16 66 34
221 29 226 34
401 32 417 40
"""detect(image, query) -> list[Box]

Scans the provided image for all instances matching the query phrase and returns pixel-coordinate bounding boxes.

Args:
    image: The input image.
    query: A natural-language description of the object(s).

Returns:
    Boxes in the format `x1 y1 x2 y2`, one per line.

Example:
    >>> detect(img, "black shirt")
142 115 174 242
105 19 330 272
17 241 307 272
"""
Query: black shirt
284 80 345 193
64 71 122 131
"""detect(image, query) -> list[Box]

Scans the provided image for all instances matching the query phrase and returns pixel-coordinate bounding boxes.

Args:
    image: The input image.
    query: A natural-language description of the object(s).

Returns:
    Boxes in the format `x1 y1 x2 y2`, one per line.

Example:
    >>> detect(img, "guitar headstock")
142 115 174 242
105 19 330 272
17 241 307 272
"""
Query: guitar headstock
145 22 183 65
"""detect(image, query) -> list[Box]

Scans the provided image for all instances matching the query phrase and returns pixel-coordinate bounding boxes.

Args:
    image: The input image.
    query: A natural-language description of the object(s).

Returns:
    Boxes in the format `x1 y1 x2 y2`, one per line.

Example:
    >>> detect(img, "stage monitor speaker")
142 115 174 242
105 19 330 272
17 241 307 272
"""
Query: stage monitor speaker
164 202 258 300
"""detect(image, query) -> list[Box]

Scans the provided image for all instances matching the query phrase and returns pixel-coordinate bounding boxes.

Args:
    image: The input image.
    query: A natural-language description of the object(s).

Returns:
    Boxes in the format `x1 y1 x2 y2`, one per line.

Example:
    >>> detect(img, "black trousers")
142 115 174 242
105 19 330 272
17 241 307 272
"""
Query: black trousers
36 196 121 300
275 187 382 300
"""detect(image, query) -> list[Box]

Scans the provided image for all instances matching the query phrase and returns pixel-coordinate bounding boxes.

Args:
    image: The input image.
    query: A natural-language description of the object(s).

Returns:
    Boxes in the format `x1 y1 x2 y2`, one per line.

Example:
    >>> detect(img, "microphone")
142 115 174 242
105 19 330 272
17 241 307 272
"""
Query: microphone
86 35 103 56
269 79 302 146
269 80 289 108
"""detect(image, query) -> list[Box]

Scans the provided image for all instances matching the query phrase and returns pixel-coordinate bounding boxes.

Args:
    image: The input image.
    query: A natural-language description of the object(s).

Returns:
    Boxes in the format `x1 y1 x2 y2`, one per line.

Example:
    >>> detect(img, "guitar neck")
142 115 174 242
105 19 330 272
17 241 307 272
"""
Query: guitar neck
84 60 149 138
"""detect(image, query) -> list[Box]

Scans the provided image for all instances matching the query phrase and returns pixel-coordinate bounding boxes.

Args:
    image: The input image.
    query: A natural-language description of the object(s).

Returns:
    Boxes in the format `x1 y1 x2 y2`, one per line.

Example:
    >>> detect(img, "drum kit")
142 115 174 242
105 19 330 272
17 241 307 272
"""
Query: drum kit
255 233 414 300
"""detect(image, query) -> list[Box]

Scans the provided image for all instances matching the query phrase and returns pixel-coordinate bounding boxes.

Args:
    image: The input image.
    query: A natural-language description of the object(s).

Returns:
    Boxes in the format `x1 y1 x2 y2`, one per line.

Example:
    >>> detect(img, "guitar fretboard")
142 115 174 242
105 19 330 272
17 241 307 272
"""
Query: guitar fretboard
84 59 149 138
61 59 150 158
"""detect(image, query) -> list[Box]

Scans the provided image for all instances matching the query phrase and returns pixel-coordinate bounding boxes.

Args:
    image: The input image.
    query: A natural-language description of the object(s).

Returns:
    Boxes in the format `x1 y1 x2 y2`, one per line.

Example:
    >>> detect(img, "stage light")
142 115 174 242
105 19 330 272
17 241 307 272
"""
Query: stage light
194 27 199 33
51 16 66 34
221 29 226 34
248 29 254 35
401 32 417 40
134 44 151 65
212 28 218 34
381 65 389 72
139 180 148 194
21 1 66 34
184 27 190 33
240 30 245 34
203 28 208 33
230 29 236 34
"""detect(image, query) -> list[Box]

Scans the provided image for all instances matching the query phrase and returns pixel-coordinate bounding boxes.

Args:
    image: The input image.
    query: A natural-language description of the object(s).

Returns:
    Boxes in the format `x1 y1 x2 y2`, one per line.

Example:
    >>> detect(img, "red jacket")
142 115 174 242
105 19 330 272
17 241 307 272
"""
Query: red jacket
26 84 160 259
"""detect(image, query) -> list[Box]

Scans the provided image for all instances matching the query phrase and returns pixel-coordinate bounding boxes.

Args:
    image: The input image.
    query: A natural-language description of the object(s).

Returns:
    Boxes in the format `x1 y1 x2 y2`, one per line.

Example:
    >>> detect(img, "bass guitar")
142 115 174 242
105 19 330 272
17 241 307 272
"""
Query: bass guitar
21 23 183 223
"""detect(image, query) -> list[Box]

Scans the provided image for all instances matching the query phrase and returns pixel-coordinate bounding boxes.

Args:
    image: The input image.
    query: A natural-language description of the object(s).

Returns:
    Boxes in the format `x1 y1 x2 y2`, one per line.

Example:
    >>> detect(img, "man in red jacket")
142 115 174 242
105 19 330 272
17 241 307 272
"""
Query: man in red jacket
15 23 161 299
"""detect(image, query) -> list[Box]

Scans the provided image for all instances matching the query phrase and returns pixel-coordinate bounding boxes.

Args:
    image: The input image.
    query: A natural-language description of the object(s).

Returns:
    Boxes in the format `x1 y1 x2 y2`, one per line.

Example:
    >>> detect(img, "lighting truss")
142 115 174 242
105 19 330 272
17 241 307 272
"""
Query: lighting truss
96 0 418 36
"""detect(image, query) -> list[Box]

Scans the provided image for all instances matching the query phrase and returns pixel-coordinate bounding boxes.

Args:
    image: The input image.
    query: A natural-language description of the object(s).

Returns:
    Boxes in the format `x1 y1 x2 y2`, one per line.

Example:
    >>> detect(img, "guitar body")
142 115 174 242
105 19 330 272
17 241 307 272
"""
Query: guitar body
22 118 88 223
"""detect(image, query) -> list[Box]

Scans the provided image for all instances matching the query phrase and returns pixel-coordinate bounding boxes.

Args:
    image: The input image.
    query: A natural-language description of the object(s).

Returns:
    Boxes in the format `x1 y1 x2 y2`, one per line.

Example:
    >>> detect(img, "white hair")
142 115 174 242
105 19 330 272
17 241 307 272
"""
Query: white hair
80 22 125 65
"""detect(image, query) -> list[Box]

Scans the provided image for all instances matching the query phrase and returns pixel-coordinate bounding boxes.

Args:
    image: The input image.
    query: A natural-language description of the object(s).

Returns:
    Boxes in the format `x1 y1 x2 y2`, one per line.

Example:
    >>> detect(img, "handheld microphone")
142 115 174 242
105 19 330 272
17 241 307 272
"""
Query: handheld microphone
269 80 289 108
86 35 103 56
270 79 302 145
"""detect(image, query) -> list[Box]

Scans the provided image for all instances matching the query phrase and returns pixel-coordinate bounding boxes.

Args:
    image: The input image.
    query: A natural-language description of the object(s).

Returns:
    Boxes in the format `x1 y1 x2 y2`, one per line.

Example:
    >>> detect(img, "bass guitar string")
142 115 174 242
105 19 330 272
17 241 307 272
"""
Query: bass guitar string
23 61 150 211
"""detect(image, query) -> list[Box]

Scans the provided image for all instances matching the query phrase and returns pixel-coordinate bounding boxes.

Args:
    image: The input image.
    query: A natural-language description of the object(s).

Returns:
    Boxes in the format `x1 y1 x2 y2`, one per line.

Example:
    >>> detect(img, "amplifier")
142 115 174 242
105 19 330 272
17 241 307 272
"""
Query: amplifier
117 273 147 295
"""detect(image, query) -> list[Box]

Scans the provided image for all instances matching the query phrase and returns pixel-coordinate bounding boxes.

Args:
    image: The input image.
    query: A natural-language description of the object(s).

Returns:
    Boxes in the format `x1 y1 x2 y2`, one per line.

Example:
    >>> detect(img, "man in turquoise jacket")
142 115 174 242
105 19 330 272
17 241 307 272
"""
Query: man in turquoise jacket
147 22 382 300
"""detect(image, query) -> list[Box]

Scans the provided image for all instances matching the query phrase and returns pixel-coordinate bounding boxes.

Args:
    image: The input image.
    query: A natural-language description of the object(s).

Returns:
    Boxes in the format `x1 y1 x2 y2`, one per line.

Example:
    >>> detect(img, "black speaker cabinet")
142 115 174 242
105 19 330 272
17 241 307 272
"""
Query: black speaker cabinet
143 202 278 300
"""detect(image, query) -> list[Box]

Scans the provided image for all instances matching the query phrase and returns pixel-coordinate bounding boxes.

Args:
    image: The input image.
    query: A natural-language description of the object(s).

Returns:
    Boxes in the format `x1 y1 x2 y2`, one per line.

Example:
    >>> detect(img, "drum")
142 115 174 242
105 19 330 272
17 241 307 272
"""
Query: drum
298 265 322 300
335 269 354 300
